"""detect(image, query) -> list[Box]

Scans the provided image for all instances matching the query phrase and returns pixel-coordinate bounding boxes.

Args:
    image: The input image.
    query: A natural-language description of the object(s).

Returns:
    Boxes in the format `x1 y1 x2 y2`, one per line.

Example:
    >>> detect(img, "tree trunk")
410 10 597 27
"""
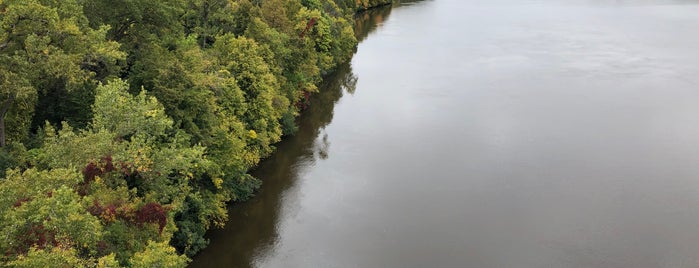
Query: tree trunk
0 114 5 147
0 94 15 148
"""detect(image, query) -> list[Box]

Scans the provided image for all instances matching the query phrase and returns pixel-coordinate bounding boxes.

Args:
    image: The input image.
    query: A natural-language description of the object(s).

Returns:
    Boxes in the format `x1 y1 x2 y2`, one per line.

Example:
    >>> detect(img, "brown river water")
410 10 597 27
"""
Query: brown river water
191 1 699 267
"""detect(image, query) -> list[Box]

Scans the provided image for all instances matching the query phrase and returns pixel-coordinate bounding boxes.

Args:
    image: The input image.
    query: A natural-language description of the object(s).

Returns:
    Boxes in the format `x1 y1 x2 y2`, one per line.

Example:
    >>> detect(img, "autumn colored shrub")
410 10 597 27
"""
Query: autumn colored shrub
136 203 168 233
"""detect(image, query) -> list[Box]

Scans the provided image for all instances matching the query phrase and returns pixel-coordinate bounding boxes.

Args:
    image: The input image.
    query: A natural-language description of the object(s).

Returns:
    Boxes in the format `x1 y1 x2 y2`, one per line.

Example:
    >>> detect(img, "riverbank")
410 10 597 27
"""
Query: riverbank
356 0 394 11
0 1 389 267
188 2 400 267
200 0 699 267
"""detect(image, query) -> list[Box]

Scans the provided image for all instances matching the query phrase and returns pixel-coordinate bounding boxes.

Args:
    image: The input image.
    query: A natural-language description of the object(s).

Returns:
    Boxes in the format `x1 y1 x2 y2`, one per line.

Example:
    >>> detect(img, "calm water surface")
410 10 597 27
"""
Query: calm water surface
192 1 699 267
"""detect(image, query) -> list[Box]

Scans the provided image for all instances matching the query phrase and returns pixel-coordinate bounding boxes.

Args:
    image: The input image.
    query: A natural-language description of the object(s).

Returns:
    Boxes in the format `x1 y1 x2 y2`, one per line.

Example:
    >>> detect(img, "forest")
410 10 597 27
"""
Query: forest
0 0 390 266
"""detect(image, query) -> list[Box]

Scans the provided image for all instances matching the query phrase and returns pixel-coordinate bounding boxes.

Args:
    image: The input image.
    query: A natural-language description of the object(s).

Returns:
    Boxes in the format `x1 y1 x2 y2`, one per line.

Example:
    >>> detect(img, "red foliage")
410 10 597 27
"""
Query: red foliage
87 200 105 217
295 91 312 110
88 201 122 223
79 155 135 196
120 162 133 176
103 204 117 220
82 161 101 183
299 18 317 39
13 192 53 209
102 155 116 173
13 224 57 254
82 155 125 183
13 197 31 208
135 203 167 234
96 240 109 254
115 205 134 223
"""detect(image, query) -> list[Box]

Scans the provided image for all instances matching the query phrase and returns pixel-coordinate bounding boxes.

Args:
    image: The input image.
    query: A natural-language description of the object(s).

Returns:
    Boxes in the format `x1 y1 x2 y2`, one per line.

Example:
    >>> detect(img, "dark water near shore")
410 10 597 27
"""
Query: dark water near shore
192 1 699 267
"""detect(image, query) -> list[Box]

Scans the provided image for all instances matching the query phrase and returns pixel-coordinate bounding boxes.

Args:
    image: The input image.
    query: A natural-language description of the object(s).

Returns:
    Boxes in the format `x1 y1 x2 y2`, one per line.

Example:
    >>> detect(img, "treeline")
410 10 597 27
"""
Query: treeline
356 0 394 10
0 0 389 267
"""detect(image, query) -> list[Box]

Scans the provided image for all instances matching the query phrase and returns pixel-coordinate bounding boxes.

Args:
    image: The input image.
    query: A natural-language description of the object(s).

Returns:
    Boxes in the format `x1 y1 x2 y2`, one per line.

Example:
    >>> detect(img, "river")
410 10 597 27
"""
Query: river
191 1 699 267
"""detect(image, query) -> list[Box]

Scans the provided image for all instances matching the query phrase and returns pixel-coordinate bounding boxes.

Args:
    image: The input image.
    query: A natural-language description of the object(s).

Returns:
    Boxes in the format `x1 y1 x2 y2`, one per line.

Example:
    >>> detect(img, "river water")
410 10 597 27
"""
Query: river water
191 1 699 267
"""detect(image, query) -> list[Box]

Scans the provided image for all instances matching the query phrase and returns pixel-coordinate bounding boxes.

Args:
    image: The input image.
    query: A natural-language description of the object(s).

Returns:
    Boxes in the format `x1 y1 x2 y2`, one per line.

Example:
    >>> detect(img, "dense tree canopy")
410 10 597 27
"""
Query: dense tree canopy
0 0 391 266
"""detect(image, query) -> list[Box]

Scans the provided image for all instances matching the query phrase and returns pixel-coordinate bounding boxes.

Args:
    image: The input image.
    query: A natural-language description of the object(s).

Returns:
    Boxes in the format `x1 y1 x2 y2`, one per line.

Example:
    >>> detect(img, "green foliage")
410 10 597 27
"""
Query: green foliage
213 34 285 160
2 79 208 266
97 254 122 268
0 142 27 177
129 241 189 268
0 0 125 147
0 0 372 266
281 111 300 136
355 0 393 11
8 247 86 268
92 79 172 139
171 194 214 256
0 178 103 258
83 0 186 44
301 0 323 9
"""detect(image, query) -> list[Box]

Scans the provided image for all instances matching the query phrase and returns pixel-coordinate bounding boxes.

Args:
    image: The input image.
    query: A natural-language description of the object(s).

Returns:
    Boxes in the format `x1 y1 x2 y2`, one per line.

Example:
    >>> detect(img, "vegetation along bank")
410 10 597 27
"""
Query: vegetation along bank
0 0 390 266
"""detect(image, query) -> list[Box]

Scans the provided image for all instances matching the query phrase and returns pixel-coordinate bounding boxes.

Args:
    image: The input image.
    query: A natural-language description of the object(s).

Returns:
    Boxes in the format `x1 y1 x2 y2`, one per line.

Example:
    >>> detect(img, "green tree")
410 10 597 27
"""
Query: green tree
7 79 211 265
129 241 189 268
8 247 86 268
0 171 102 258
0 0 123 147
212 34 287 161
92 79 172 140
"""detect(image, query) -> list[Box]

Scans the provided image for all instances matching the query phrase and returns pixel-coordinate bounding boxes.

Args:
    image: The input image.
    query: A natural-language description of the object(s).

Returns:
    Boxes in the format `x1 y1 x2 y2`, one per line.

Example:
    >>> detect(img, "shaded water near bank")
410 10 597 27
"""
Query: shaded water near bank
192 1 699 267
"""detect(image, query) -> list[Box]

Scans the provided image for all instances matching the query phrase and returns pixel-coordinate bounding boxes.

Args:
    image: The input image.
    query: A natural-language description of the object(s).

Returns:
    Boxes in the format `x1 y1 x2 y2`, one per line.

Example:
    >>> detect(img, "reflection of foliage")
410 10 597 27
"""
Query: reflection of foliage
354 4 394 41
189 4 397 265
342 66 359 95
316 133 330 160
208 59 363 267
301 61 357 162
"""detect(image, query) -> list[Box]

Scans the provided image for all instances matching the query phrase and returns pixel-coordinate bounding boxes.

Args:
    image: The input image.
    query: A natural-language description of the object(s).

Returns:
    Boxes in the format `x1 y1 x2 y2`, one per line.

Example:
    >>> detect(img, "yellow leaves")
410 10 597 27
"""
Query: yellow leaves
93 80 174 139
100 210 116 223
144 109 158 118
68 213 82 222
241 150 261 168
248 130 258 139
117 95 128 104
59 20 82 36
97 254 120 268
212 178 224 190
132 148 153 173
129 241 189 268
210 202 229 228
9 247 85 267
217 69 231 77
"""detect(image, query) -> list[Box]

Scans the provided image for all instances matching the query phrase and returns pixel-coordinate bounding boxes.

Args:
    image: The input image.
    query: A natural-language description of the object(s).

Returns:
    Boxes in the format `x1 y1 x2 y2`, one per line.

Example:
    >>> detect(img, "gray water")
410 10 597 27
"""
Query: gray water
191 1 699 267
